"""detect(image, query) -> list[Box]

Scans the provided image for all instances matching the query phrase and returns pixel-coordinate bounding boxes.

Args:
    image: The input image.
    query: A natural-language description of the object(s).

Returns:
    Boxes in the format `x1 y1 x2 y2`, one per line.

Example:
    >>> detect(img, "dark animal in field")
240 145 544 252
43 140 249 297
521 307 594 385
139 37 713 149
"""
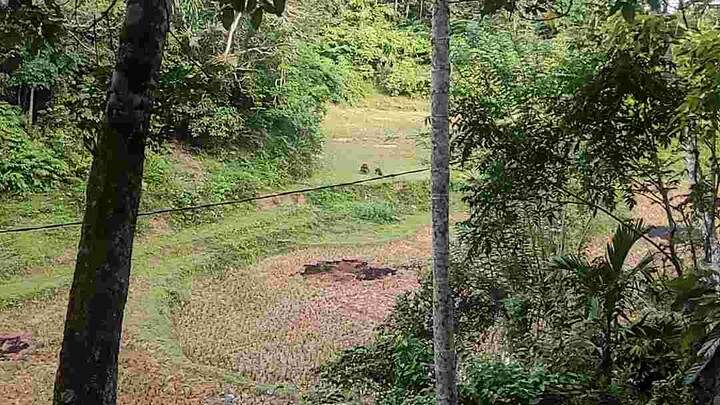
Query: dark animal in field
359 163 370 174
374 167 383 176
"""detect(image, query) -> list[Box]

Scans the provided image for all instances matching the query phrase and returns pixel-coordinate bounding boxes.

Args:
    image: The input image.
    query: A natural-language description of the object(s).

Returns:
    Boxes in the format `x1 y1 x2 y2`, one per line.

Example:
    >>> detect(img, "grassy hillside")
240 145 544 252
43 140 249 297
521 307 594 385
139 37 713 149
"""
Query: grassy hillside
0 95 465 404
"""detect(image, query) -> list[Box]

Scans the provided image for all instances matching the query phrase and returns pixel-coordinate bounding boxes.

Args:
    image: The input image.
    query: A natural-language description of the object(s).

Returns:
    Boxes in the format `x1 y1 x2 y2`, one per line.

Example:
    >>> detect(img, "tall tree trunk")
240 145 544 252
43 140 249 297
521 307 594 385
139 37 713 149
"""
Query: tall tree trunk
52 0 170 404
27 85 34 124
685 129 720 272
431 0 456 403
703 130 720 275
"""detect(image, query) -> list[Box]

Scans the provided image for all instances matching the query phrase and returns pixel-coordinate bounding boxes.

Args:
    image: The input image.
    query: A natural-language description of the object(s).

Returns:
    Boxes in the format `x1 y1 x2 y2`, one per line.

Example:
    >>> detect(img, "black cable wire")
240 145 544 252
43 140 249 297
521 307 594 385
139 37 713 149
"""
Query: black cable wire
0 166 431 235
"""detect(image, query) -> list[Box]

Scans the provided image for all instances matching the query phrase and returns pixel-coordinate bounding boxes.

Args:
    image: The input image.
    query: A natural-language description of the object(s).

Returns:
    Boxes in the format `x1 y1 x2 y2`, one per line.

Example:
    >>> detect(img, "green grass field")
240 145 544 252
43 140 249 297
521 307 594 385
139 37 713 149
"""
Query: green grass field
0 95 458 404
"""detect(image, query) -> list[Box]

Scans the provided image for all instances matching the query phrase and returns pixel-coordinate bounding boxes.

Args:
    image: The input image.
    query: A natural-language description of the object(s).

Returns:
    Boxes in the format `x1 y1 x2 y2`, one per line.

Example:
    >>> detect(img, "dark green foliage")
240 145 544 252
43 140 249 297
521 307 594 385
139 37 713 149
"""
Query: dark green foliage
10 46 80 88
453 47 681 257
311 333 434 404
450 20 604 110
0 103 67 193
392 256 495 347
459 360 586 405
0 1 66 54
319 0 430 96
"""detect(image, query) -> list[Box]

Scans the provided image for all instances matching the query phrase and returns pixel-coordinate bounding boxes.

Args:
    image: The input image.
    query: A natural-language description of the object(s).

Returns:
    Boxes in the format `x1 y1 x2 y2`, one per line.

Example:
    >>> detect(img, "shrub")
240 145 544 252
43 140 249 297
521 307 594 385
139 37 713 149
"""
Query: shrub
0 103 67 193
316 333 433 403
351 200 399 223
187 103 245 143
391 257 495 348
306 189 355 209
459 359 586 405
378 59 429 97
318 0 430 96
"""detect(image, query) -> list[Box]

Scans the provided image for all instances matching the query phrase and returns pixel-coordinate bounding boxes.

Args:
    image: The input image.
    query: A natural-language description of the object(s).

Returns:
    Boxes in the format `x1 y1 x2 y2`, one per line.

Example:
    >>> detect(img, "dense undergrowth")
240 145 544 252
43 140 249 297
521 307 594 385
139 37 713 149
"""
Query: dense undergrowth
303 3 720 405
0 0 434 200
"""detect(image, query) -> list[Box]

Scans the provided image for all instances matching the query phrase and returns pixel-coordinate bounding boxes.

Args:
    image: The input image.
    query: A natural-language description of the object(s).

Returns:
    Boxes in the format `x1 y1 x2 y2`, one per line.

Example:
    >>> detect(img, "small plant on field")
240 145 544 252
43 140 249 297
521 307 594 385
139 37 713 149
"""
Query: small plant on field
351 200 399 224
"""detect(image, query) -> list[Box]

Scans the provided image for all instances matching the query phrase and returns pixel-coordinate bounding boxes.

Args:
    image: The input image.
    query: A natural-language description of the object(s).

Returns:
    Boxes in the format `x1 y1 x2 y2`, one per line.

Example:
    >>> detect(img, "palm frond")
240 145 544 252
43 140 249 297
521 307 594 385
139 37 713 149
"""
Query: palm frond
686 329 720 384
550 254 592 279
607 219 649 272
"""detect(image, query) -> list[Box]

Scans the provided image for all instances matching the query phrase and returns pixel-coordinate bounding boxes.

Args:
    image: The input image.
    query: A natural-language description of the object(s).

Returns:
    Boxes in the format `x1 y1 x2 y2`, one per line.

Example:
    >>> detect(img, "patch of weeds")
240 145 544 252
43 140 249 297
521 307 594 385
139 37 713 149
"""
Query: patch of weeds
192 218 307 278
255 383 300 398
306 189 355 211
141 285 187 360
383 129 400 142
143 151 173 186
351 200 399 224
206 170 258 202
136 253 207 360
0 274 71 310
0 240 21 279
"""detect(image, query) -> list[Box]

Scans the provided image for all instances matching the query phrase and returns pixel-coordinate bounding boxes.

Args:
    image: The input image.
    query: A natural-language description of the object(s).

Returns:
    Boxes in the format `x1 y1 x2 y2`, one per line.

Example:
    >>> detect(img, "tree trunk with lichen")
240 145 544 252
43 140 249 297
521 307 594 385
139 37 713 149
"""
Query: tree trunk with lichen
685 130 720 273
430 0 456 403
52 1 170 404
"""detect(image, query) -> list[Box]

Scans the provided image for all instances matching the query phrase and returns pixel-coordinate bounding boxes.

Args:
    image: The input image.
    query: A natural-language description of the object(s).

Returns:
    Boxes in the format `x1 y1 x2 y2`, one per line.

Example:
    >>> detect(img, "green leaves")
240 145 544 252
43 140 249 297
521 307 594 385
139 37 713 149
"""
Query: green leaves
0 103 68 193
251 8 263 30
460 360 586 404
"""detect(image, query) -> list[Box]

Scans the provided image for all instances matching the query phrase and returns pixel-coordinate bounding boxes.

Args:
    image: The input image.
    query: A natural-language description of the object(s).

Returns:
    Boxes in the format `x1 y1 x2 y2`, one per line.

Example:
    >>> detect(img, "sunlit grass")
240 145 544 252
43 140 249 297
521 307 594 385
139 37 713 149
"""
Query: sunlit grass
0 94 448 403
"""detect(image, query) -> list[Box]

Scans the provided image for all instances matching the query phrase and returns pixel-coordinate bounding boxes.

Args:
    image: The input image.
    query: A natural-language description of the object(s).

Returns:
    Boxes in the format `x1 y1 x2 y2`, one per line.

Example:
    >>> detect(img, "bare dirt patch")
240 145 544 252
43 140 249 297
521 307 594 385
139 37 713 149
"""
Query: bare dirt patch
147 217 173 236
0 333 35 361
175 226 433 387
0 282 226 405
169 141 206 182
255 193 307 211
301 258 397 280
581 191 695 273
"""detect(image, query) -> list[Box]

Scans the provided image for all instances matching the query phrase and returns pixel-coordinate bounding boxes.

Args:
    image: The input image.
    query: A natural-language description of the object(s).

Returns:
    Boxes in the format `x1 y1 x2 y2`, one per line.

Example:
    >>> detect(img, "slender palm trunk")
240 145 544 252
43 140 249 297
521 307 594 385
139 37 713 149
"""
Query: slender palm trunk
53 0 171 404
431 0 456 403
685 129 720 273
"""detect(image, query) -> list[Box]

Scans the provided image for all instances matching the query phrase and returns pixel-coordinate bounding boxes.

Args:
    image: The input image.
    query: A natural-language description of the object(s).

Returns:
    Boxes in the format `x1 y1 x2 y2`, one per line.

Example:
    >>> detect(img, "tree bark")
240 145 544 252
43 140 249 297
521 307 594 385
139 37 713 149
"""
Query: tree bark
28 85 34 124
685 129 720 273
430 0 456 403
703 131 720 273
52 0 170 404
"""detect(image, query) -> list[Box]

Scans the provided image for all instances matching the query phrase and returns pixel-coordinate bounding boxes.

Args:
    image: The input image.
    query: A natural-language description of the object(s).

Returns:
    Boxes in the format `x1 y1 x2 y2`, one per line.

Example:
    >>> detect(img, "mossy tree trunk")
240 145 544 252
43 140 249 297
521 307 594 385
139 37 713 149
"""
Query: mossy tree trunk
430 0 456 403
53 0 171 404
